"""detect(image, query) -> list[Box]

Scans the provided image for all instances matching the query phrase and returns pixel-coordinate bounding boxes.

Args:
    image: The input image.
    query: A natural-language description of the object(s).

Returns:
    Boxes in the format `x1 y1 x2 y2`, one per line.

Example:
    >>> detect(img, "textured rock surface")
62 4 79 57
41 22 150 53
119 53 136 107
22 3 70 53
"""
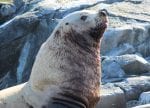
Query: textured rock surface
102 55 150 75
132 104 150 108
96 84 126 108
115 76 150 101
105 43 136 56
139 91 150 104
101 25 150 57
102 58 126 82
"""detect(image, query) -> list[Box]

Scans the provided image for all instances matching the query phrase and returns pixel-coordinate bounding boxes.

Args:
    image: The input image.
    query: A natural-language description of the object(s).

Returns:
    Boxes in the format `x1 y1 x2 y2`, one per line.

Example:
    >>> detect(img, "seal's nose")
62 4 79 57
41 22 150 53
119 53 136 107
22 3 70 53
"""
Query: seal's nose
98 9 108 23
99 9 108 17
99 11 107 17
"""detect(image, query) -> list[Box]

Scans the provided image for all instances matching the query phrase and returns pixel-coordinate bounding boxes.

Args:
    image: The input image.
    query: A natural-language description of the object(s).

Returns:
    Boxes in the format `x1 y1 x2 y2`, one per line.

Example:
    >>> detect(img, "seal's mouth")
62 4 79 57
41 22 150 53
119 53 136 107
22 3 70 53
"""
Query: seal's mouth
96 20 108 33
98 10 108 29
90 18 108 41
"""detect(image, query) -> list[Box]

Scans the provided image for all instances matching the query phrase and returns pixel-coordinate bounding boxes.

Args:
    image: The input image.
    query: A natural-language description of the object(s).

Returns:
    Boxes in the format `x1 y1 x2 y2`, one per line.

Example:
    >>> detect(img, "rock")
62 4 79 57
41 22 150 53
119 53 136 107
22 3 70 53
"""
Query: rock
0 34 25 86
101 24 150 57
13 0 24 9
137 36 150 57
106 0 124 4
136 24 150 57
106 1 150 25
102 58 126 79
120 55 150 74
102 54 150 75
139 91 150 104
127 100 141 108
132 104 150 108
115 76 150 101
126 0 143 4
0 4 16 17
106 43 135 56
102 78 125 84
0 12 42 86
96 84 126 108
0 72 16 89
145 56 150 63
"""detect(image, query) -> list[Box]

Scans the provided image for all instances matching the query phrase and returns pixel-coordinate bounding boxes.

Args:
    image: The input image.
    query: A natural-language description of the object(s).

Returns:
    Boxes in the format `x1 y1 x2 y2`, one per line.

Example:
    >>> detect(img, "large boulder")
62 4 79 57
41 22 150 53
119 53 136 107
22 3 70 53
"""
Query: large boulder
101 24 150 57
102 57 126 83
115 76 150 101
102 54 150 75
139 91 150 104
105 43 135 56
96 84 126 108
0 4 16 17
132 104 150 108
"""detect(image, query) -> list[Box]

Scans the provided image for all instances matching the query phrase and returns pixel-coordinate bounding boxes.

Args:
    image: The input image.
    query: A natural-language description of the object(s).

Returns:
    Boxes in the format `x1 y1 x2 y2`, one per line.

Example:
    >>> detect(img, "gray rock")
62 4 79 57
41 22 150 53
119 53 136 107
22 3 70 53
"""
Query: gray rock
106 0 124 3
105 1 150 25
139 91 150 104
127 100 141 108
101 24 150 57
13 0 24 9
145 57 150 63
106 43 135 56
0 72 16 90
0 4 16 17
115 76 150 101
136 24 150 57
126 0 143 4
102 78 125 84
102 59 126 79
96 84 126 108
102 54 150 75
120 55 150 74
132 104 150 108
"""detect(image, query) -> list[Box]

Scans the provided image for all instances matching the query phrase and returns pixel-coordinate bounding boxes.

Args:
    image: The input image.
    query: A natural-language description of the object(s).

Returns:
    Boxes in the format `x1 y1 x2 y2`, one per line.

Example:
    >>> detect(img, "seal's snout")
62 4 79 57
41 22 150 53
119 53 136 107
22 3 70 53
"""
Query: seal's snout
99 10 107 17
89 9 108 40
99 9 108 23
99 9 108 16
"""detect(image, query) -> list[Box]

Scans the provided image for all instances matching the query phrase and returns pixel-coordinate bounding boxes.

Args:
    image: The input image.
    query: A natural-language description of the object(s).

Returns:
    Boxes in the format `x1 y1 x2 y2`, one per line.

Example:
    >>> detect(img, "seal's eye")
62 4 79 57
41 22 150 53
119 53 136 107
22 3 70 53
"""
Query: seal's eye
80 15 87 21
65 22 69 25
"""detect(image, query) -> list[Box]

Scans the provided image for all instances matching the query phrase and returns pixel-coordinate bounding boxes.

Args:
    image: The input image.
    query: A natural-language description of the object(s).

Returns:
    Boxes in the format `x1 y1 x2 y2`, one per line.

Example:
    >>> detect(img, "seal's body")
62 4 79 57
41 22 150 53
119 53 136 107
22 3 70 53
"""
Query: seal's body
0 10 108 108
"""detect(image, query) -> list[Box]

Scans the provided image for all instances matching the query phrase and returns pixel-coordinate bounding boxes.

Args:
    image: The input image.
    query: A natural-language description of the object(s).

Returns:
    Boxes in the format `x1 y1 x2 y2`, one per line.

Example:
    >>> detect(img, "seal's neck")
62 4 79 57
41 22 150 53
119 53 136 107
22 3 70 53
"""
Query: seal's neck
53 31 101 107
28 30 101 107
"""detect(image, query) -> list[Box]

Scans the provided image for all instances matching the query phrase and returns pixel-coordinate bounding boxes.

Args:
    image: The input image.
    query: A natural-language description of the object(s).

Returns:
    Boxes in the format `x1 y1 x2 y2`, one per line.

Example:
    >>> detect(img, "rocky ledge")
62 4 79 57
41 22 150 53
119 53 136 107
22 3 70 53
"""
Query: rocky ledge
0 0 150 108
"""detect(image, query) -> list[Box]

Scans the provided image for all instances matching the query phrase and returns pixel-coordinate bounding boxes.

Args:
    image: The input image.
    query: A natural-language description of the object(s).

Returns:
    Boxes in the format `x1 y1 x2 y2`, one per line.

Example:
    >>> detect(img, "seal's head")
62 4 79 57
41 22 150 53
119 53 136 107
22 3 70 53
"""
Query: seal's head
55 9 108 43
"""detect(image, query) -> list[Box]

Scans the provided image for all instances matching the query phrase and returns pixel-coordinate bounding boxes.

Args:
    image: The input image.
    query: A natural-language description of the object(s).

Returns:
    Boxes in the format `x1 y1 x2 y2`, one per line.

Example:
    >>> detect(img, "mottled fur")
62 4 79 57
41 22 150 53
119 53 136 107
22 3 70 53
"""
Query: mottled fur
0 10 107 108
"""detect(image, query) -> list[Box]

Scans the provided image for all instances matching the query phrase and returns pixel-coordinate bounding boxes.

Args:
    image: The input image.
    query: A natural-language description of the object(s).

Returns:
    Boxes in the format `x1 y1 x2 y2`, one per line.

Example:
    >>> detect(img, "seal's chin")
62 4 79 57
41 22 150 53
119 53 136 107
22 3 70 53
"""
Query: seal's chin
90 21 107 41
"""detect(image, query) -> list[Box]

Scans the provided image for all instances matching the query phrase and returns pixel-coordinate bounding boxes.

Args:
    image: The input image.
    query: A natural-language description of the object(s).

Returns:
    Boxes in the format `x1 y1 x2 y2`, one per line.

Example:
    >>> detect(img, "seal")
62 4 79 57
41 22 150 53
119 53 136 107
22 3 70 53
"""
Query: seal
0 9 108 108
